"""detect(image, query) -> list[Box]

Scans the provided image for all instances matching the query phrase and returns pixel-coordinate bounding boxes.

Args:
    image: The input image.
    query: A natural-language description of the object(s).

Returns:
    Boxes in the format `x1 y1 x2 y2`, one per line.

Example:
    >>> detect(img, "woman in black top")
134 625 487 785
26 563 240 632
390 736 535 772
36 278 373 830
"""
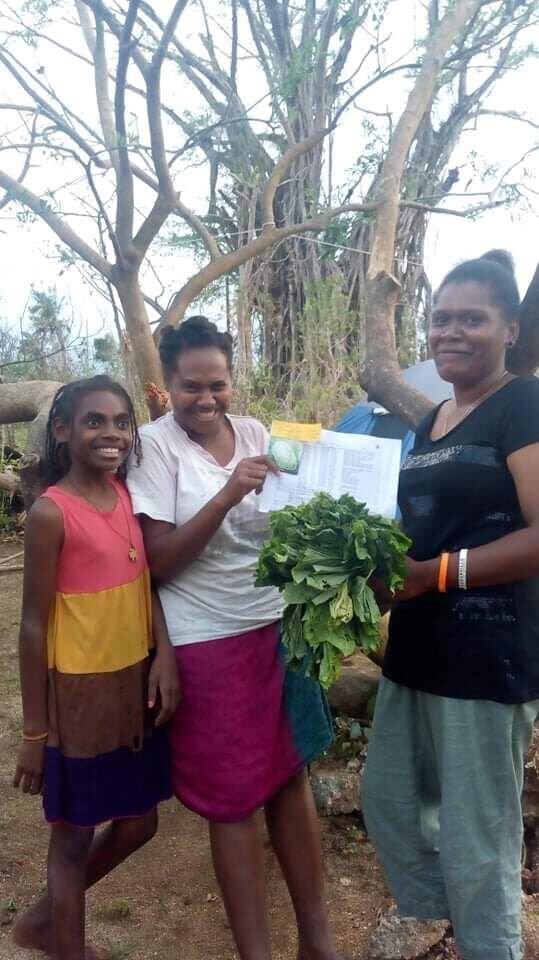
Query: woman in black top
362 251 539 960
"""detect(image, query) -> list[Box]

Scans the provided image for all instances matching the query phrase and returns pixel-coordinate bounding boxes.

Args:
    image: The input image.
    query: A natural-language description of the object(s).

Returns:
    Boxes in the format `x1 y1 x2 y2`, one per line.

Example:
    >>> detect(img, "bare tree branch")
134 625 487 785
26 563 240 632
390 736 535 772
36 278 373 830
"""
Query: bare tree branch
145 0 189 200
76 1 120 175
126 0 191 263
476 108 539 132
362 0 483 426
230 0 239 91
114 0 140 254
0 109 38 211
79 0 148 77
162 192 496 329
0 169 112 278
261 129 330 227
0 37 115 148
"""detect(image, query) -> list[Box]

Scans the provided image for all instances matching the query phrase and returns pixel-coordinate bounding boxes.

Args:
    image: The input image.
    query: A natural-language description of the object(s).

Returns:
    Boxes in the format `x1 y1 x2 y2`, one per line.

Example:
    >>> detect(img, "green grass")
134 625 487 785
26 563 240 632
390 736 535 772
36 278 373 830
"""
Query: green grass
0 897 17 914
97 899 132 922
107 944 135 960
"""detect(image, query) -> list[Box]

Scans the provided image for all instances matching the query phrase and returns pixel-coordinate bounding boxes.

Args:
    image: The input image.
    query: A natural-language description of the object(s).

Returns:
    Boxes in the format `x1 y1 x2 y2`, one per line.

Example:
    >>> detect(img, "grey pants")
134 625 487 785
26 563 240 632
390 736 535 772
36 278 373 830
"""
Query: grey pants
362 677 539 960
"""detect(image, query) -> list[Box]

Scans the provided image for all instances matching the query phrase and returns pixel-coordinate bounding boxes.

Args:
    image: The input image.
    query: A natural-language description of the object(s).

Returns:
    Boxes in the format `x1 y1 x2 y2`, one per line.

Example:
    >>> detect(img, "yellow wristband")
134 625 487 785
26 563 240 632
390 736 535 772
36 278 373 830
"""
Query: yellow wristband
23 731 48 742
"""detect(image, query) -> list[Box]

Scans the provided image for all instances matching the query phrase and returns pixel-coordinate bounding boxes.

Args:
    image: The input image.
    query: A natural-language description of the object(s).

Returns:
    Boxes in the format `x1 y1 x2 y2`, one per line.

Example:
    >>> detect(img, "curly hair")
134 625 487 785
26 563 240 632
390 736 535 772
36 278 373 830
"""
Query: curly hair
158 316 233 376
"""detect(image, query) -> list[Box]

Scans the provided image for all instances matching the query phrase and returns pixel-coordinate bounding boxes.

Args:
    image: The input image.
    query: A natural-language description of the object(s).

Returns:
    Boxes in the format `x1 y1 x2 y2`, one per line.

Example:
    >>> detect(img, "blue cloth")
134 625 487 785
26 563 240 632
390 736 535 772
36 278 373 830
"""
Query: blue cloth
334 404 416 518
334 404 415 465
335 403 379 436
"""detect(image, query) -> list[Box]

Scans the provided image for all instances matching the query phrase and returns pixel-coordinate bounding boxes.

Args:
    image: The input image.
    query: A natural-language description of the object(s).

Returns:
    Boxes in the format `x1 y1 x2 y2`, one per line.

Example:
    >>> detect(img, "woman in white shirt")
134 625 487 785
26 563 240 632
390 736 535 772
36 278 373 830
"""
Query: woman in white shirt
128 317 339 960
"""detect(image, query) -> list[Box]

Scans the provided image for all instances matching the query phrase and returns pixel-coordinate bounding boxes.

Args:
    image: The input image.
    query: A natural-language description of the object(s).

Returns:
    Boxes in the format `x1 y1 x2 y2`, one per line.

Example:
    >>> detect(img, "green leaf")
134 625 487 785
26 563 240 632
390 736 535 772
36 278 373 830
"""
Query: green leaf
329 582 354 623
283 581 318 604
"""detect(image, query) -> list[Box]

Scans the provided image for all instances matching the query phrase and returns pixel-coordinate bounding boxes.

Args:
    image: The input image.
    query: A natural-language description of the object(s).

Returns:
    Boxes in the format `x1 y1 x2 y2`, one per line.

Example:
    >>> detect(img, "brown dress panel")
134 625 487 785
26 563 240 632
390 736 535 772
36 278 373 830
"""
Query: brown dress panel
47 659 154 758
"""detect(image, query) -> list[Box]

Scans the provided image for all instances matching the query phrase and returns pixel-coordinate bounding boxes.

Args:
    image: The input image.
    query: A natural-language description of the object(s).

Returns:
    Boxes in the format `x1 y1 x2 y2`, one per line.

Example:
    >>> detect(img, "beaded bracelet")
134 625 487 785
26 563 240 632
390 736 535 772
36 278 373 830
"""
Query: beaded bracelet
458 548 469 590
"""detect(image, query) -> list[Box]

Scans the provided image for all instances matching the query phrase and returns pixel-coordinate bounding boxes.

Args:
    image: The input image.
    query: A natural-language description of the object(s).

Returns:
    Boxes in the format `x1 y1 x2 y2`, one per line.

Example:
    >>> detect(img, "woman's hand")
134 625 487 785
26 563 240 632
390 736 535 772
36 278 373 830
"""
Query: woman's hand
13 740 46 795
148 645 182 726
396 557 438 602
141 456 280 584
218 456 279 509
372 557 438 609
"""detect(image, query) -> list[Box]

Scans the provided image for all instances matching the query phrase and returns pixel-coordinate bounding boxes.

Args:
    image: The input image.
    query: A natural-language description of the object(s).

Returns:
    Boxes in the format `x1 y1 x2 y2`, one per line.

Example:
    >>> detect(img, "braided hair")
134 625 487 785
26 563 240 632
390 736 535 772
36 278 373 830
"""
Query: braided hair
44 375 142 485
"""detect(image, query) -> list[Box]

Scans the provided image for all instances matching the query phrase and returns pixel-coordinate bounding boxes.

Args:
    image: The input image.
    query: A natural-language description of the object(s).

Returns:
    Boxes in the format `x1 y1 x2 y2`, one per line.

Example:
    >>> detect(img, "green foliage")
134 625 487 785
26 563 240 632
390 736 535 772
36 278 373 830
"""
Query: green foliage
232 277 364 427
280 43 318 100
0 292 121 385
93 334 117 366
256 492 411 688
330 715 368 761
0 324 20 374
292 278 363 421
0 897 17 913
338 1 365 42
0 498 18 533
97 899 132 922
107 945 134 960
0 436 23 532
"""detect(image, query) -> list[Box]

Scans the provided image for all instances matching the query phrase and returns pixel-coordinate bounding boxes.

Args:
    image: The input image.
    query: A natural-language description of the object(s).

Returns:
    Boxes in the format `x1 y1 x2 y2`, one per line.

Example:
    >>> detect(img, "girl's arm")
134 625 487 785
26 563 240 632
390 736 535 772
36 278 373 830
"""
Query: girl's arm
398 442 539 600
147 591 181 726
141 455 276 583
14 498 63 794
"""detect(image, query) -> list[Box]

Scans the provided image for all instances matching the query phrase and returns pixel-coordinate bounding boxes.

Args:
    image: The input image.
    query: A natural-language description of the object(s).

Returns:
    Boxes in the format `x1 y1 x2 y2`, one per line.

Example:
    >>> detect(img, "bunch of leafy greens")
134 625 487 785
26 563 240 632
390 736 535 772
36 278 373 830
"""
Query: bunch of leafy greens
256 493 411 689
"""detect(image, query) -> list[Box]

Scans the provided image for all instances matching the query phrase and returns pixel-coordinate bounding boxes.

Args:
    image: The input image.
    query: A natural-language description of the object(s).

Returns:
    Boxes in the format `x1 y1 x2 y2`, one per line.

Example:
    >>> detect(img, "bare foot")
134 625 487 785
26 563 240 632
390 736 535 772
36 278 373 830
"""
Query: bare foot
84 948 108 960
13 901 107 959
297 946 346 960
297 954 346 960
12 901 52 954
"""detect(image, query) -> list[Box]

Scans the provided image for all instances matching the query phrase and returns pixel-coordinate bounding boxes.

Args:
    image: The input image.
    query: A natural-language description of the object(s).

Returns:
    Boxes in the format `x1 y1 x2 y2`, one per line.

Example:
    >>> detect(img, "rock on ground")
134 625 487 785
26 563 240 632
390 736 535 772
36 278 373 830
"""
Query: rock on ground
309 758 362 816
328 651 381 719
367 906 450 960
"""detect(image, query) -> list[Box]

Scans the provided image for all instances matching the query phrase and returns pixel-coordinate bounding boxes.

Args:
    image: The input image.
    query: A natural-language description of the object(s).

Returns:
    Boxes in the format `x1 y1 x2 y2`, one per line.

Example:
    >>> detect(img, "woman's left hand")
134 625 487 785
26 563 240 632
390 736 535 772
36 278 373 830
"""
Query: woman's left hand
148 646 182 726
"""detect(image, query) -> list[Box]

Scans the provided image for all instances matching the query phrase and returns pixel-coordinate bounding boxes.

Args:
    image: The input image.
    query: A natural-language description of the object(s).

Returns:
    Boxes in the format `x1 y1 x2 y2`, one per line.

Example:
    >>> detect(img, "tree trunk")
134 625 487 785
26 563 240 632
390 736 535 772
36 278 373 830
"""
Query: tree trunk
0 472 19 495
361 0 482 428
113 269 166 418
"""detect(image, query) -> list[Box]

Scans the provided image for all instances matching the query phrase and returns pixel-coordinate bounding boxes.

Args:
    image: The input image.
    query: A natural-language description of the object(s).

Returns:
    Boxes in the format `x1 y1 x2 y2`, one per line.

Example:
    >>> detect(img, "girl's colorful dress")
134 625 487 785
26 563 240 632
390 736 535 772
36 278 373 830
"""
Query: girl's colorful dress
42 479 171 827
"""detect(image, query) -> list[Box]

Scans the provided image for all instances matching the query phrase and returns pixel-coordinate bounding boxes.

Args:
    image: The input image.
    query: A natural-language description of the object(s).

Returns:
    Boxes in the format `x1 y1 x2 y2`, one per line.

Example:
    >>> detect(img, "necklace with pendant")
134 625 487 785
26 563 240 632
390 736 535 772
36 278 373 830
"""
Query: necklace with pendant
439 370 512 437
65 478 138 563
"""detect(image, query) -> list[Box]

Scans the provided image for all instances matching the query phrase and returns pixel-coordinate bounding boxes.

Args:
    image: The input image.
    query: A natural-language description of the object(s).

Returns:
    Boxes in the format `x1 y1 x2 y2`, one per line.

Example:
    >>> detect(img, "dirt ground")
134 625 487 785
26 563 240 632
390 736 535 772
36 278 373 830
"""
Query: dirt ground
0 541 538 960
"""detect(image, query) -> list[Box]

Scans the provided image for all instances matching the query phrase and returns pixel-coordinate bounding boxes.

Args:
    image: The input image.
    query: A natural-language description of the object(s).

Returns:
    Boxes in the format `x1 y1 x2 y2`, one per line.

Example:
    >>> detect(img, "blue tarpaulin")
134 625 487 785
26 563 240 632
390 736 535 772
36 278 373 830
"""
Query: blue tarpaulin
334 358 452 465
335 403 415 464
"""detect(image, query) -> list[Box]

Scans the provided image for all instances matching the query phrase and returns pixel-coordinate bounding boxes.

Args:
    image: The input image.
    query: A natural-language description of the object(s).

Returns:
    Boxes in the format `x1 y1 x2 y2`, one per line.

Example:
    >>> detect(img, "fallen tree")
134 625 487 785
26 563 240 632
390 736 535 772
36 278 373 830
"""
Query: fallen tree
0 380 62 505
0 471 20 496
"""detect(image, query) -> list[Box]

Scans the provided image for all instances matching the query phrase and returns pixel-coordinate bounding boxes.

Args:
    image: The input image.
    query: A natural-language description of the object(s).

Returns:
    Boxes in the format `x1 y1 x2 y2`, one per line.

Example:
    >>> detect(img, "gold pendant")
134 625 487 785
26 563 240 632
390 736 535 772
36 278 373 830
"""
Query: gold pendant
129 546 138 562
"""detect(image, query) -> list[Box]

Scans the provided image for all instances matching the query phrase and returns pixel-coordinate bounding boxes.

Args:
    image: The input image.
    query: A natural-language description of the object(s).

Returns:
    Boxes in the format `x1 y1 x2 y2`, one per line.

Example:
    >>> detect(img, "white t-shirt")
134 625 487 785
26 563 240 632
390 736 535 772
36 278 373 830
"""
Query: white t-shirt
127 412 283 645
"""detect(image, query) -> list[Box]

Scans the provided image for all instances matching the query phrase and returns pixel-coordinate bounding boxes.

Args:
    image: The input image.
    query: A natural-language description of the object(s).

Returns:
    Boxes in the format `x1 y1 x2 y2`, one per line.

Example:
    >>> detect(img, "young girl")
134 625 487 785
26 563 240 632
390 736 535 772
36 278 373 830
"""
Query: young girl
12 375 180 960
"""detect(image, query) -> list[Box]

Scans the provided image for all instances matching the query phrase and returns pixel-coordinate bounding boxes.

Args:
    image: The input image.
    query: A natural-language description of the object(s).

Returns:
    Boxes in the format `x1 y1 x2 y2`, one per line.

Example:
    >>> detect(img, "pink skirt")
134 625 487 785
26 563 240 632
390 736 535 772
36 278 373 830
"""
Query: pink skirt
169 622 332 822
